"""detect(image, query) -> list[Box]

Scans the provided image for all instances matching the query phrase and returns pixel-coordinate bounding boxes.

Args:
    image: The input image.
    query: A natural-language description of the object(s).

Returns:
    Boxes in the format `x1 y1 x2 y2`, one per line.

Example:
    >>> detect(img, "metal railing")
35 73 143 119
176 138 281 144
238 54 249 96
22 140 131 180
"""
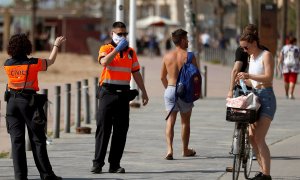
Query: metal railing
201 47 236 66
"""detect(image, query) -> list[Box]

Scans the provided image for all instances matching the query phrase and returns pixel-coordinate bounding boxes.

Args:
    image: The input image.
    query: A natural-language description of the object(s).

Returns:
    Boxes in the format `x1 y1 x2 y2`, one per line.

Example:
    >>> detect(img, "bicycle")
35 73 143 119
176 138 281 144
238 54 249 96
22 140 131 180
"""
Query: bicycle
226 106 256 180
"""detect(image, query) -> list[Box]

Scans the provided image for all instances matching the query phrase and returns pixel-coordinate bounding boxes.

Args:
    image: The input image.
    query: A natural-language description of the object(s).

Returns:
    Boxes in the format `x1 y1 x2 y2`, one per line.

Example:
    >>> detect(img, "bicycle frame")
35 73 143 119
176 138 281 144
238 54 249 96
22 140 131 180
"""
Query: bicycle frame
228 86 254 180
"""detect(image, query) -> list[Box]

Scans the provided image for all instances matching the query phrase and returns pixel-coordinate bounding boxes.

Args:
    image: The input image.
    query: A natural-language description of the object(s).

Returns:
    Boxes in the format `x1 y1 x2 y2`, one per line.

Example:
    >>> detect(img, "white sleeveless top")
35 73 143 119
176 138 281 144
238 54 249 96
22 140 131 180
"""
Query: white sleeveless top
248 50 272 88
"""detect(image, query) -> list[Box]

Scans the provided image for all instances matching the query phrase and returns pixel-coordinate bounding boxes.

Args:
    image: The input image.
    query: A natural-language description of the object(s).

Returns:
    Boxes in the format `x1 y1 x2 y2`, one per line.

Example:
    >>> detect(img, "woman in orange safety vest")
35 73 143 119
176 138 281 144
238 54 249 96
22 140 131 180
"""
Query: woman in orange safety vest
3 34 65 180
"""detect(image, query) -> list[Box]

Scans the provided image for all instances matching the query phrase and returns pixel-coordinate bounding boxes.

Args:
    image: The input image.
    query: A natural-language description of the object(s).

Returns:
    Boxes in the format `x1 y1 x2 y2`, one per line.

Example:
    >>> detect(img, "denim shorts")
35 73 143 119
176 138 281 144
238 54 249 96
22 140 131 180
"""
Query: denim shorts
254 87 277 120
164 86 193 113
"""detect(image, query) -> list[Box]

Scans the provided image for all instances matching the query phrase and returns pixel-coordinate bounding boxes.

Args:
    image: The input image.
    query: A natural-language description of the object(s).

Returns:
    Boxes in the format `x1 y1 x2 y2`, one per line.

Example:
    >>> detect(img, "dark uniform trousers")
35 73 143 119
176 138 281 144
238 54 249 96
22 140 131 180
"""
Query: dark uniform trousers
6 93 54 180
93 88 130 169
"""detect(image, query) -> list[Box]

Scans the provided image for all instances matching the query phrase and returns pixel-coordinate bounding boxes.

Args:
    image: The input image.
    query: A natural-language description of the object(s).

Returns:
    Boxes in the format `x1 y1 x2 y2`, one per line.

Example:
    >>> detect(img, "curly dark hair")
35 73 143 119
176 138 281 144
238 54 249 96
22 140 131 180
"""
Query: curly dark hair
7 34 32 58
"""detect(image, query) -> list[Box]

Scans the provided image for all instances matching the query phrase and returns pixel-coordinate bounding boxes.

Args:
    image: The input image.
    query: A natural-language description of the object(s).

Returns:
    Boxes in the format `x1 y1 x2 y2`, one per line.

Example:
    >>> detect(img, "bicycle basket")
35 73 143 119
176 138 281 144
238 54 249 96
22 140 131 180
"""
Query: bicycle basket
226 107 256 123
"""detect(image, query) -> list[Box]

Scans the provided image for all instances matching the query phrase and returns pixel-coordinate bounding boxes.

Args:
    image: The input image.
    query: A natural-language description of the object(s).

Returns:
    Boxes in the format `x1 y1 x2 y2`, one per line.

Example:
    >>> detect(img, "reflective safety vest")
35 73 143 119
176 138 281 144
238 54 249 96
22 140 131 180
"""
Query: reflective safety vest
4 58 47 91
98 43 140 86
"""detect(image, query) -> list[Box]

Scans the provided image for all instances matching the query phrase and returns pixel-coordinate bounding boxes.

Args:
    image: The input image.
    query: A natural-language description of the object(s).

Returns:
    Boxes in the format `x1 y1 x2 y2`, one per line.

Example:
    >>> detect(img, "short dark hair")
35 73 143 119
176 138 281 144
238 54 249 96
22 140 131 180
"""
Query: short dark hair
7 34 32 57
171 29 187 45
288 36 297 44
112 21 126 29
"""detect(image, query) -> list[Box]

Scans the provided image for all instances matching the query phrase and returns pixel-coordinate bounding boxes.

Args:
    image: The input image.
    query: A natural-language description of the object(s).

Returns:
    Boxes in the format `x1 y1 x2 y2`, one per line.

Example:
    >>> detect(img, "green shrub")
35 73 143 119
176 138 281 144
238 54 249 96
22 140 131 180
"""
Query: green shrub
0 151 9 158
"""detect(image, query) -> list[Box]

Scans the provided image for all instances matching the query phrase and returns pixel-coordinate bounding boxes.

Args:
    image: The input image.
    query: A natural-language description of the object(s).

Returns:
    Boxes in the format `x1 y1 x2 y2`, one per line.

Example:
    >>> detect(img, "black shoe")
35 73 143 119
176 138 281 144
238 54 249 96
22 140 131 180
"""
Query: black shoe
90 166 102 174
109 167 125 173
43 174 62 180
251 171 263 179
251 173 272 180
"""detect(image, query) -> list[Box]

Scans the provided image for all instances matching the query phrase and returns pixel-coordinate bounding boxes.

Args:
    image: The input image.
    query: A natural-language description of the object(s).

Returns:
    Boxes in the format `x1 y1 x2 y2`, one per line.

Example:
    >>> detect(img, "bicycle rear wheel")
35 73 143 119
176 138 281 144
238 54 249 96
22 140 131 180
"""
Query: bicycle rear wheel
232 128 244 180
243 133 253 179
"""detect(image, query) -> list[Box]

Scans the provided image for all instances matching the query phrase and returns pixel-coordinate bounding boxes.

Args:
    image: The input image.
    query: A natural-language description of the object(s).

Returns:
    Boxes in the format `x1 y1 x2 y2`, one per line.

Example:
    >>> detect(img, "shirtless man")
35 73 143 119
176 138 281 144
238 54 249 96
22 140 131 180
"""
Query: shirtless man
160 29 199 160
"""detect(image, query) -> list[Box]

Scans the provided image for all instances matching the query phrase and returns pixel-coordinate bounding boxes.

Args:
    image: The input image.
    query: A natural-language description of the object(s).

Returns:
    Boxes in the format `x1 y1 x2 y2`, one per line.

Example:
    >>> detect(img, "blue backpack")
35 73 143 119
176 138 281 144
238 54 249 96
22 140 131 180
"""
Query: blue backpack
165 52 202 120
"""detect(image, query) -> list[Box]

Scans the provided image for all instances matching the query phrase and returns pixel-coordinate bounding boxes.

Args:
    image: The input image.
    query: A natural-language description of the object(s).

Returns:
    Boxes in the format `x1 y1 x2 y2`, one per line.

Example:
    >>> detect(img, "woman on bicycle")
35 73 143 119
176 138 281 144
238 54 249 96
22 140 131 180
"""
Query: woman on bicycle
236 24 276 180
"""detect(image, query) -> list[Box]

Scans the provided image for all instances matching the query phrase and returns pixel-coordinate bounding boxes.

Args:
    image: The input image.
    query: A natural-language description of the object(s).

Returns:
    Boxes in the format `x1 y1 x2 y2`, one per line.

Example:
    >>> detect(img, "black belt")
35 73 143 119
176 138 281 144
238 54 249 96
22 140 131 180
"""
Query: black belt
9 89 36 94
101 86 129 93
9 89 36 99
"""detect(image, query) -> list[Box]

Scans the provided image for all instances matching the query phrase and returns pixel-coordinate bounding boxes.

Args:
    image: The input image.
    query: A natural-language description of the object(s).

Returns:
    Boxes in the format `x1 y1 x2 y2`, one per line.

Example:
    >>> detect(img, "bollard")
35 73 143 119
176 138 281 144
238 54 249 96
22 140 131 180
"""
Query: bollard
94 77 99 121
82 79 90 124
64 84 71 133
75 81 81 128
25 128 31 151
204 65 207 97
137 66 145 101
53 86 61 138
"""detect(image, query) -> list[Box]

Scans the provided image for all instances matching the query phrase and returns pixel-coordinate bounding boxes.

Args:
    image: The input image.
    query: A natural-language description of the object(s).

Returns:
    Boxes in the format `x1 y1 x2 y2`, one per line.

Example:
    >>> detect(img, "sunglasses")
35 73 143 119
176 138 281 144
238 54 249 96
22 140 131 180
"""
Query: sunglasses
115 32 128 37
241 46 249 51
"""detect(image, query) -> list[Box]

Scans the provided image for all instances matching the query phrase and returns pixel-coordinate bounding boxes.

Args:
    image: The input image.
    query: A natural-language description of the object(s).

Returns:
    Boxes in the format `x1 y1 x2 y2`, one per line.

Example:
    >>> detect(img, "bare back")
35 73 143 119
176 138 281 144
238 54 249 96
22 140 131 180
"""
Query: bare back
162 49 188 86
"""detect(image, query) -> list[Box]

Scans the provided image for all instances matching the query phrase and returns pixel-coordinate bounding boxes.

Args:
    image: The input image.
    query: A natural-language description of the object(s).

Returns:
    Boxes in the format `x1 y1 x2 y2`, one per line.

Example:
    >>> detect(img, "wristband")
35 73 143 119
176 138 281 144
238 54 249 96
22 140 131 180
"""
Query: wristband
54 45 59 48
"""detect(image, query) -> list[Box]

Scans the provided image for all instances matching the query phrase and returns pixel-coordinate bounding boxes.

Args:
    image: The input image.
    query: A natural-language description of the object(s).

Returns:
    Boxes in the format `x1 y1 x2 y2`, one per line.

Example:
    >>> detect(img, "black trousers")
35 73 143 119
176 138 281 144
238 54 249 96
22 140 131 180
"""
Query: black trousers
6 93 54 180
93 88 130 168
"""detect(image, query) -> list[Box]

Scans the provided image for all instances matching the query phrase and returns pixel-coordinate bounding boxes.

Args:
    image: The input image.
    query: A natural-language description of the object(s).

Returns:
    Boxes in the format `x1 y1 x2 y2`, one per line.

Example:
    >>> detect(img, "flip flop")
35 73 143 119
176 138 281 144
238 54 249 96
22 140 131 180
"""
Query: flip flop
165 154 173 160
183 149 196 157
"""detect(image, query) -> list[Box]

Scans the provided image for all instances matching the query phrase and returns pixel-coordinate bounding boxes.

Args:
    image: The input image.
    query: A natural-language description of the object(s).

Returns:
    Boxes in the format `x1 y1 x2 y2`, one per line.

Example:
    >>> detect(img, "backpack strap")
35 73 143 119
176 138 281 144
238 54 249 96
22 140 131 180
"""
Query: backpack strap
187 52 194 64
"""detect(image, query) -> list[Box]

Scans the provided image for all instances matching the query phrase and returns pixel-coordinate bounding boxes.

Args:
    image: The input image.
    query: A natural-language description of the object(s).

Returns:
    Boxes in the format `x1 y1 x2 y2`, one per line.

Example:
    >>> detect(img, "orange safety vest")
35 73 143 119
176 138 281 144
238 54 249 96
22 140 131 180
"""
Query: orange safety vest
4 58 47 91
98 43 140 86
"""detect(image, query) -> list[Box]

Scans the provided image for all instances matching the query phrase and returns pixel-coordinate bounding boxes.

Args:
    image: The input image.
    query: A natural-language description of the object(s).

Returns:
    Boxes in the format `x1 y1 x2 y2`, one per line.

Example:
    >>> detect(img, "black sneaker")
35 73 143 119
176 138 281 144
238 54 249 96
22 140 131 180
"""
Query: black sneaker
90 166 102 174
250 172 263 179
43 174 62 180
109 167 125 173
251 173 272 180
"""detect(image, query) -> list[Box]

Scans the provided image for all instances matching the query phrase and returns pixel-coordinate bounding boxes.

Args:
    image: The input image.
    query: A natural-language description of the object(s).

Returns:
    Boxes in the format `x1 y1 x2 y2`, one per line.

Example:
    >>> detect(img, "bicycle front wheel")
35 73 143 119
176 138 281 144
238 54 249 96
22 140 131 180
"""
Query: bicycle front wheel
232 128 243 180
233 154 242 180
243 140 253 178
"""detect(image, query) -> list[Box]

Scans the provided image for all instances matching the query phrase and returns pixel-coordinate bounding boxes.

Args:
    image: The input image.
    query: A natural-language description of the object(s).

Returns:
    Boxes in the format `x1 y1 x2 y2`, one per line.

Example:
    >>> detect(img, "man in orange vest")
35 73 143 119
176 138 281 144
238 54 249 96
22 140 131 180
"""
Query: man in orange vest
91 21 149 174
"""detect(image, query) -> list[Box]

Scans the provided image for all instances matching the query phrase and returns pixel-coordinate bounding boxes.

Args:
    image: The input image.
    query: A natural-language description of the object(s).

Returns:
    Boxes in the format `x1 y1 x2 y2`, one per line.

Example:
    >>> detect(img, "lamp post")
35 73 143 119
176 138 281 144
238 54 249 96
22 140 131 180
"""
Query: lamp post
31 0 37 52
116 0 124 22
184 0 195 53
129 0 141 108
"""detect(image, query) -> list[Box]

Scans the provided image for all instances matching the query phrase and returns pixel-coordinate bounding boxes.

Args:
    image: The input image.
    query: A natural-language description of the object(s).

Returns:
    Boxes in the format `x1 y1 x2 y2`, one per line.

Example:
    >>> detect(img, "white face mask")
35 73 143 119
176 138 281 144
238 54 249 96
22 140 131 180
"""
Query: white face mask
112 32 124 44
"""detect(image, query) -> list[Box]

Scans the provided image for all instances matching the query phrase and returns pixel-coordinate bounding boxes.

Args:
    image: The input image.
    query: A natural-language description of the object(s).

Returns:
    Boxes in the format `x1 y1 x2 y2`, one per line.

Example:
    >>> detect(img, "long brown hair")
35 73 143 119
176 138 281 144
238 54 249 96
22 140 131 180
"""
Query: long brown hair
240 24 260 45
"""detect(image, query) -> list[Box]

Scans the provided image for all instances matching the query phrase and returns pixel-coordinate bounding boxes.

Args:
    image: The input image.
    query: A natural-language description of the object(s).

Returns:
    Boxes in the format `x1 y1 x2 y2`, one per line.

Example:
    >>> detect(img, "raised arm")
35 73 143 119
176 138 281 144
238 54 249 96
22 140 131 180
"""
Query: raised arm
47 36 66 67
99 38 128 66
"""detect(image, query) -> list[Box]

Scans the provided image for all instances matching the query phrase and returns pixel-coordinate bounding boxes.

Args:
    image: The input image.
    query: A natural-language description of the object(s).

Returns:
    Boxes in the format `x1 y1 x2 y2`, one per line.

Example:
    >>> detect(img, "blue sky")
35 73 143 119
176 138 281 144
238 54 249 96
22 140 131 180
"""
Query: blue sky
0 0 13 7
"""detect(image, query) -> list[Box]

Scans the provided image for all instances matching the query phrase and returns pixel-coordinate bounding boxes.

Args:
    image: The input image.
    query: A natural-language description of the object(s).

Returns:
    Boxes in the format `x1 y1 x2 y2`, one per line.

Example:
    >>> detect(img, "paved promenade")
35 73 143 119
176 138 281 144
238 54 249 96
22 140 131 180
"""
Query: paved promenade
0 56 300 180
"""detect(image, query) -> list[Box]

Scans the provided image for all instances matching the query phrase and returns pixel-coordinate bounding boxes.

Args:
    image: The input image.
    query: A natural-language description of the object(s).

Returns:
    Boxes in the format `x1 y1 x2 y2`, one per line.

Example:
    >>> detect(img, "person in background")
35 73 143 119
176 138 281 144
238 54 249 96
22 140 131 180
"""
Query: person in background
91 21 148 174
277 36 300 99
4 34 65 180
227 46 249 98
236 24 276 180
200 30 210 48
161 29 199 160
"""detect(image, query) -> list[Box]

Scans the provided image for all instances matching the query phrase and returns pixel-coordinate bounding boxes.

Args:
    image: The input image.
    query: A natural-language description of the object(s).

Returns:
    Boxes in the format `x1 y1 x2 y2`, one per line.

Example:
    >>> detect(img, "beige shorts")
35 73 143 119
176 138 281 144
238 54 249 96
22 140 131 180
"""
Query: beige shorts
164 86 193 113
